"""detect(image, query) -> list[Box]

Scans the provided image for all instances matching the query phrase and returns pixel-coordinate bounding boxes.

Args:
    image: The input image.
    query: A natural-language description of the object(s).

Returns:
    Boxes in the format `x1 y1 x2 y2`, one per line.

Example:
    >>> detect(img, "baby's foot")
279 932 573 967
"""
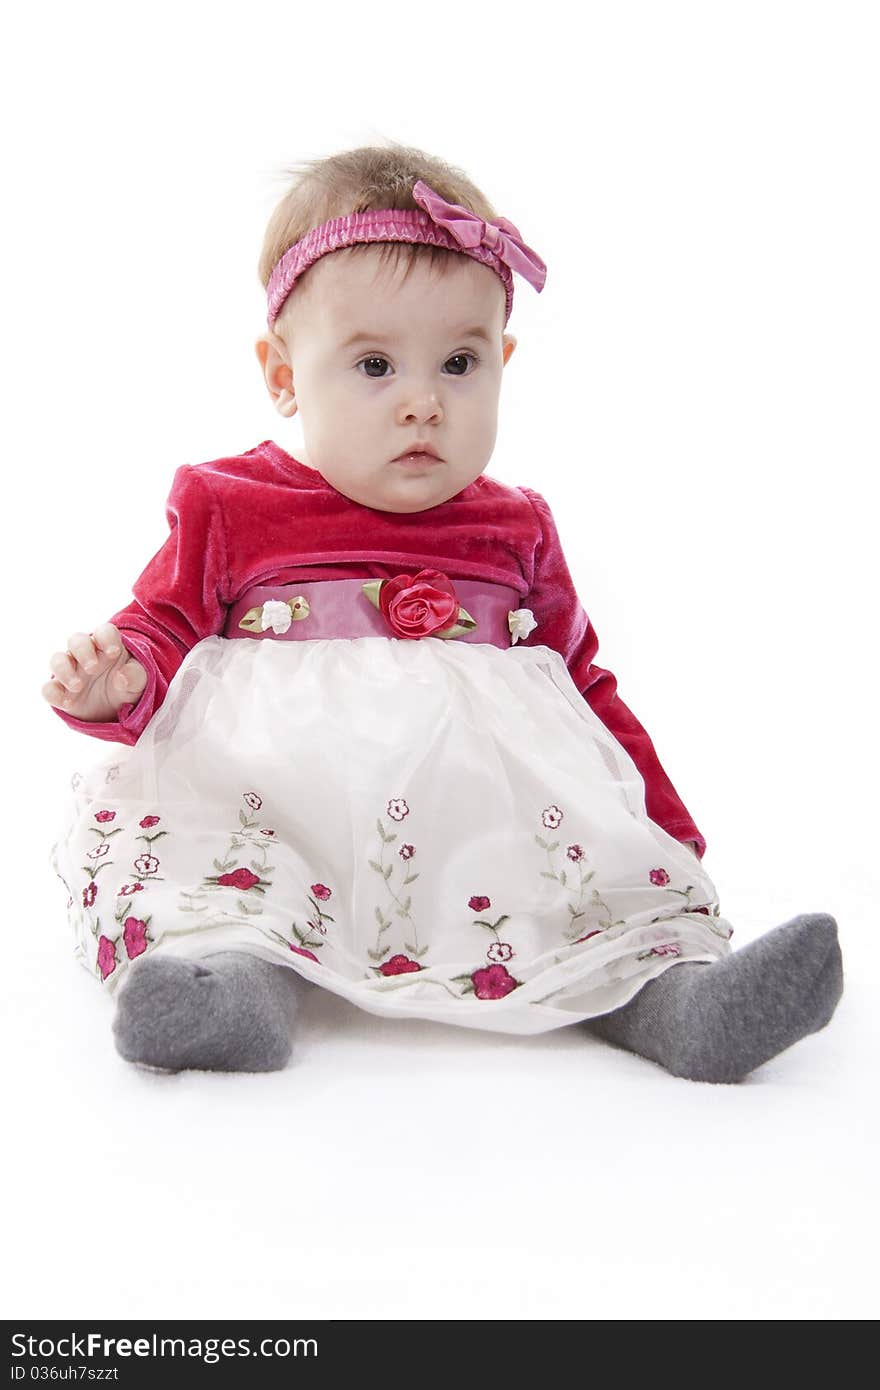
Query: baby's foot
112 950 304 1073
583 912 843 1083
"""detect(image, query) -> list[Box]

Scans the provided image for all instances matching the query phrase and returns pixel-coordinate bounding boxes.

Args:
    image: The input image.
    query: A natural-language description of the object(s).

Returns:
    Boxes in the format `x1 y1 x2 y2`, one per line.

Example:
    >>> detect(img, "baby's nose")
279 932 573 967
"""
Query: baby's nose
396 394 443 424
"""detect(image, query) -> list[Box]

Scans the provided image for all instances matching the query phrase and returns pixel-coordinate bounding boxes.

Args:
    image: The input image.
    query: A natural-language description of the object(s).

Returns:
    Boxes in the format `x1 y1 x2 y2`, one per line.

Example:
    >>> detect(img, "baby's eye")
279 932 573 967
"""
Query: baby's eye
445 352 478 376
358 356 392 378
355 352 479 379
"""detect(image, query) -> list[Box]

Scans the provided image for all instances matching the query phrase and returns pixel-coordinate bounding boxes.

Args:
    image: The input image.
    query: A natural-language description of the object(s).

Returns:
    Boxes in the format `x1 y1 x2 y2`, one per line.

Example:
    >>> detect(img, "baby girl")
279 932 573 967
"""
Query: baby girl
44 141 843 1082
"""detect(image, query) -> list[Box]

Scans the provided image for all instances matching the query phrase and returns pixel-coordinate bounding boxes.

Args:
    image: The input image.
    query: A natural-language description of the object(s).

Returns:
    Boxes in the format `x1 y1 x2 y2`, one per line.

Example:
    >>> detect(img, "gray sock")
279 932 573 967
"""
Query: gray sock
582 912 843 1083
112 951 305 1073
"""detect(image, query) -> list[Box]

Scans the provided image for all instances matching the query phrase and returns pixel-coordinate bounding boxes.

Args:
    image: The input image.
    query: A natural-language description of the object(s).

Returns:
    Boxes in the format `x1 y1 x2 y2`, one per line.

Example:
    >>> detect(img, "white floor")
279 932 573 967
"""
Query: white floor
4 814 876 1322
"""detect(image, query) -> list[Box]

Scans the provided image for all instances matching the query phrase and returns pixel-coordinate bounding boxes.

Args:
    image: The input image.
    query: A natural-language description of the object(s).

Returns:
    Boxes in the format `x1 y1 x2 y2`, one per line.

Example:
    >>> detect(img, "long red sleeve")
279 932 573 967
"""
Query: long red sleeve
518 487 707 858
51 465 228 746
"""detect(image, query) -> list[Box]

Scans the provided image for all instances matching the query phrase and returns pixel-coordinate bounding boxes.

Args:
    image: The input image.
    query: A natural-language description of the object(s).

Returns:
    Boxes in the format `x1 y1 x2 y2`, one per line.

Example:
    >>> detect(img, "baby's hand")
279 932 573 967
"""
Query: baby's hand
42 622 148 723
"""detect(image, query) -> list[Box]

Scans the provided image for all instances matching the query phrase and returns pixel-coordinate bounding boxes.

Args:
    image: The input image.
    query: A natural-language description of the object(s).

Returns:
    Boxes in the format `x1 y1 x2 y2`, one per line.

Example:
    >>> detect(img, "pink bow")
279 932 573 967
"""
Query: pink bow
412 180 547 293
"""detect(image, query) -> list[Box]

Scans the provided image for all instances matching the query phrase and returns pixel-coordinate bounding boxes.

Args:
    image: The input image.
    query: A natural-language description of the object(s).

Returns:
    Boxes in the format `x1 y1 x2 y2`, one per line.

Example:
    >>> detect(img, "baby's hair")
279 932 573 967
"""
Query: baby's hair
258 139 501 335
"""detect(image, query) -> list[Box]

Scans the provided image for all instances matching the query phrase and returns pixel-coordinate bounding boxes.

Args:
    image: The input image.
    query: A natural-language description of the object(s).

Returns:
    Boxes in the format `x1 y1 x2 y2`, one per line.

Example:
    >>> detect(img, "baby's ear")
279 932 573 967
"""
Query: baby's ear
502 335 517 366
255 335 298 418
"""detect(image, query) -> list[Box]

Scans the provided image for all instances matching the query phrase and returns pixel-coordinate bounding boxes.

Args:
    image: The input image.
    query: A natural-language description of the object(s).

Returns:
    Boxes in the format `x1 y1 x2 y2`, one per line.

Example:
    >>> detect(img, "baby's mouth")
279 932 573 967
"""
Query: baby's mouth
392 450 444 466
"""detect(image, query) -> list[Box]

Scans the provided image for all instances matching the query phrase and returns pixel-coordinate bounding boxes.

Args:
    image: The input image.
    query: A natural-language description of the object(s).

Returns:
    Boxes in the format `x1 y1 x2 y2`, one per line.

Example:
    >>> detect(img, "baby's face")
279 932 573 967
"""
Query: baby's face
256 248 516 513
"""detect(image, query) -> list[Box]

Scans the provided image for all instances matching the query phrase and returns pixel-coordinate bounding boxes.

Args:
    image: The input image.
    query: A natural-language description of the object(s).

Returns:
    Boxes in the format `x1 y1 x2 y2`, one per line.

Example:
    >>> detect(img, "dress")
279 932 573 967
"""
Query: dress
49 440 733 1035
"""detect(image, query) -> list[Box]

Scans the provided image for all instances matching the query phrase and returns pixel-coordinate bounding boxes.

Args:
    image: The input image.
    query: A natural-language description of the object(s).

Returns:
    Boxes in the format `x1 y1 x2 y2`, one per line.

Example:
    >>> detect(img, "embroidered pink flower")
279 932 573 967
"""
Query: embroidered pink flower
469 895 491 912
94 810 116 823
96 935 117 981
652 942 682 958
244 792 263 811
691 906 710 915
378 569 459 638
139 815 160 828
649 868 671 886
472 963 519 999
380 954 422 976
542 805 563 829
260 828 277 838
133 853 160 876
487 941 513 963
82 882 97 909
387 799 410 821
117 882 144 897
574 931 602 944
566 844 585 862
290 944 319 963
311 883 332 901
123 917 149 959
399 844 415 860
217 868 261 890
87 842 110 861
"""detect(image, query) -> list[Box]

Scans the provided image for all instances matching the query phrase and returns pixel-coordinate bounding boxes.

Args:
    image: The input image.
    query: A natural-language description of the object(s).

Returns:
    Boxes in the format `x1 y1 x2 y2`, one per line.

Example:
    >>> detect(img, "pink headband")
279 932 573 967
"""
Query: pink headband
266 178 547 330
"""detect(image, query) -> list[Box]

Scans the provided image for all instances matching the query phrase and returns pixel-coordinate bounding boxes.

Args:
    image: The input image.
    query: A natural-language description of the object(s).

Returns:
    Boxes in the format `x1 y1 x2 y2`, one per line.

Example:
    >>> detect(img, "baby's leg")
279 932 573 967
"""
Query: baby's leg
582 912 843 1083
112 952 306 1073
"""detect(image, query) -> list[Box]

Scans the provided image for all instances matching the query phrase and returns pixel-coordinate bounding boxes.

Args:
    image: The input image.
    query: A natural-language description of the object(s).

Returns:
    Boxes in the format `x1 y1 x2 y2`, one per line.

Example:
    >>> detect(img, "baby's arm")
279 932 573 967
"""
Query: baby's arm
519 486 708 859
42 465 228 746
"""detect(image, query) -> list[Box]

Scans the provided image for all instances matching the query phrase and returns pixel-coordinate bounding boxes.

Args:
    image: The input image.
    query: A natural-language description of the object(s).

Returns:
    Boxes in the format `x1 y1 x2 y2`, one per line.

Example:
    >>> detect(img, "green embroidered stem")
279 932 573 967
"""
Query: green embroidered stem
369 815 425 960
381 820 419 950
536 823 596 941
181 797 274 917
472 914 510 944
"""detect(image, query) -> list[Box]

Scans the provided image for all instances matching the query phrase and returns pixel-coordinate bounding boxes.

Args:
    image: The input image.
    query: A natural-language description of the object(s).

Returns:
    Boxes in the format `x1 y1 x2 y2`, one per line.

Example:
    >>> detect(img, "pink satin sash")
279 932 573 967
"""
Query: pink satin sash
223 577 525 649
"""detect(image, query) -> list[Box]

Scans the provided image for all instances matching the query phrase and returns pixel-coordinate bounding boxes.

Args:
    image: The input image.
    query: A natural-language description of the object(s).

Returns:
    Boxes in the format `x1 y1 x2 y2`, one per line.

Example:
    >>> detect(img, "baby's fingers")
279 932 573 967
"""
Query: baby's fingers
48 646 86 692
65 628 119 675
108 658 147 697
41 674 76 709
91 623 123 662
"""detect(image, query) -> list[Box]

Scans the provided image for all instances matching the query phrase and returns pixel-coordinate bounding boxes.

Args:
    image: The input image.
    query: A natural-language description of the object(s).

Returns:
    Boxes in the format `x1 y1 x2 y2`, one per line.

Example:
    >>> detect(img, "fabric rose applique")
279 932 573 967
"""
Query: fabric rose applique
508 608 537 645
238 596 311 634
362 571 476 640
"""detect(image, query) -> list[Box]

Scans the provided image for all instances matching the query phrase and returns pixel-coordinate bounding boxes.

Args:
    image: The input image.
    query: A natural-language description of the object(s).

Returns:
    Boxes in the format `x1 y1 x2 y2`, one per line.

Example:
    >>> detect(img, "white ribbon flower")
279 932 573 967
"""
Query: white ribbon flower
508 608 538 645
261 600 293 634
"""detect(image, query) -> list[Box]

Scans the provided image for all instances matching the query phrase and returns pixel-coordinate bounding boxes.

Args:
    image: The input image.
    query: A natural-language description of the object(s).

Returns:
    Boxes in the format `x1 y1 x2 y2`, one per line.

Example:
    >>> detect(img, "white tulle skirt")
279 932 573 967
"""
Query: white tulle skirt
49 636 733 1035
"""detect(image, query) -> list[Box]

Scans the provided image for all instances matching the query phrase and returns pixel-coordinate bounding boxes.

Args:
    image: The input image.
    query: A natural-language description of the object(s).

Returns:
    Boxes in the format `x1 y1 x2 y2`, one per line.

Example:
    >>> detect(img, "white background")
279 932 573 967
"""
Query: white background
2 0 877 1321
